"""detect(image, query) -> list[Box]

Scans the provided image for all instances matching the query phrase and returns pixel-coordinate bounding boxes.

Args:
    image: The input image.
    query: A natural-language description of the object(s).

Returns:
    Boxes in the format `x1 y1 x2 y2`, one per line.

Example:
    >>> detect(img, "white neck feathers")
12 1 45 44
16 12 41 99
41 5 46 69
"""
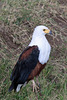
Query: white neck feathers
29 34 51 65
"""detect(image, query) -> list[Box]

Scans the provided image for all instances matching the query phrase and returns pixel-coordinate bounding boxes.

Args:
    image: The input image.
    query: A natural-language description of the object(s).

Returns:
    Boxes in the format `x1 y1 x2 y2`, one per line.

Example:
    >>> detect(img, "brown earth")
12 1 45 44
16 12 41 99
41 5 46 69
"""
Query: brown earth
0 0 67 63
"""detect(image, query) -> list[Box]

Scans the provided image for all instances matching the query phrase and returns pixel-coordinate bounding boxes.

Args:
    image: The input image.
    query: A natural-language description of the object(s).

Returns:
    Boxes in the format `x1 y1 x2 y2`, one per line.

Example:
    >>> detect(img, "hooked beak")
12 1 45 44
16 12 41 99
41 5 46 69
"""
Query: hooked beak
49 30 52 35
43 29 52 35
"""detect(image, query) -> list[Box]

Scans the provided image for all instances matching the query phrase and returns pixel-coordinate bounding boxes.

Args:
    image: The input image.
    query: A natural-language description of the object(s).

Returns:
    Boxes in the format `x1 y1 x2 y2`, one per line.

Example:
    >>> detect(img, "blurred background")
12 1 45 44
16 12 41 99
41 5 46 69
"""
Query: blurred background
0 0 67 100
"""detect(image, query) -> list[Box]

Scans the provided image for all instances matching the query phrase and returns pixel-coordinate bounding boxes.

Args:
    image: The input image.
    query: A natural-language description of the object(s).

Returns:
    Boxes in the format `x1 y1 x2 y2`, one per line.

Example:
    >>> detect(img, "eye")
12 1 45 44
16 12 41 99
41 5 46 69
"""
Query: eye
43 29 46 31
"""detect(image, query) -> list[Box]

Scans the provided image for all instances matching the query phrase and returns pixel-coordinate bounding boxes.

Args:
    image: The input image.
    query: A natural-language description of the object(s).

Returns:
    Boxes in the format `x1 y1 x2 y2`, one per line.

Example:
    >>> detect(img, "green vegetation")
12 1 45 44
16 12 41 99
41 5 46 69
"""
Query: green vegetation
0 0 67 100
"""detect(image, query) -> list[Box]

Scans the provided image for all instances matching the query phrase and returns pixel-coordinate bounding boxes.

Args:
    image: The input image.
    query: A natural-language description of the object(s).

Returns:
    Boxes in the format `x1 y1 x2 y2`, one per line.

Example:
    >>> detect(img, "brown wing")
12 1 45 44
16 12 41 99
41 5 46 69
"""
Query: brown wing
19 46 38 61
28 62 46 81
9 46 39 91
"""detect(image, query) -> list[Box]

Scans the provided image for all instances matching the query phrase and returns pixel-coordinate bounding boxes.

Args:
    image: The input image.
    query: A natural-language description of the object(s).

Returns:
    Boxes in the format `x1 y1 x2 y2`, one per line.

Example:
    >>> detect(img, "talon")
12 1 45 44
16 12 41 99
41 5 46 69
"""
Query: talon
32 80 39 93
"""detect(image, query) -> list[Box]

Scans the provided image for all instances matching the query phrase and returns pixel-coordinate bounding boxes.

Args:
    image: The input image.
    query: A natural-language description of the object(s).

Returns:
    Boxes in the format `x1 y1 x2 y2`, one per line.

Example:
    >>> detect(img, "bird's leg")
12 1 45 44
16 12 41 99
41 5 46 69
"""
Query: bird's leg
36 76 41 88
36 76 39 85
32 80 39 92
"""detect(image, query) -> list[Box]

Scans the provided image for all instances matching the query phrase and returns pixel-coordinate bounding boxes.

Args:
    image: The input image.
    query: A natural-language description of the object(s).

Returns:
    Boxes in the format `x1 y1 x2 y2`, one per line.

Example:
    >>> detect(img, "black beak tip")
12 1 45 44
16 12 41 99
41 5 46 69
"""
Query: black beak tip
49 31 52 35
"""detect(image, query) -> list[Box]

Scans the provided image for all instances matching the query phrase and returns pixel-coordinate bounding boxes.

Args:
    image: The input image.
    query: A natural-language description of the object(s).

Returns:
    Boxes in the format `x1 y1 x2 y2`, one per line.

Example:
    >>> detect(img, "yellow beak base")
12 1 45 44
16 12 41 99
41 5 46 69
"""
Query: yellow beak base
44 29 50 34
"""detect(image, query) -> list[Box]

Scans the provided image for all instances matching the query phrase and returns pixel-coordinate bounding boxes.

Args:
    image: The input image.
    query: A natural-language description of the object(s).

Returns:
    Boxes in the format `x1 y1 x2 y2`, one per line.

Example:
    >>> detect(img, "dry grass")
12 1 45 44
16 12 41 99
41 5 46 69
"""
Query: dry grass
0 0 67 100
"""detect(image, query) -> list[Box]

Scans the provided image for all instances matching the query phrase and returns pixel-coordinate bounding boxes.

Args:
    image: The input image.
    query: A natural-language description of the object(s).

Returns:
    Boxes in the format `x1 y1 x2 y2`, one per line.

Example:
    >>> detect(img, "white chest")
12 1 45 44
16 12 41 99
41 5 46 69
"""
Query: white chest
29 36 51 65
38 39 51 64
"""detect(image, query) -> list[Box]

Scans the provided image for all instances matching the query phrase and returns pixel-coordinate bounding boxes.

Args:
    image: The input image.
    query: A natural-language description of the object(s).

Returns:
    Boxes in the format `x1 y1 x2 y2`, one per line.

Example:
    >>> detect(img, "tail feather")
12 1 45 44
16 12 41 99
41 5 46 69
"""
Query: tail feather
10 62 19 81
9 81 18 92
9 82 14 92
9 63 20 92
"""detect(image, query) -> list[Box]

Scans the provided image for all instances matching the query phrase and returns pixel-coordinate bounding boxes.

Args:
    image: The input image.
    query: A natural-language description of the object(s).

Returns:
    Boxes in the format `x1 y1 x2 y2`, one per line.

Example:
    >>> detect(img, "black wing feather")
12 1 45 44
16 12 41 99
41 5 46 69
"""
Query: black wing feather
9 46 39 91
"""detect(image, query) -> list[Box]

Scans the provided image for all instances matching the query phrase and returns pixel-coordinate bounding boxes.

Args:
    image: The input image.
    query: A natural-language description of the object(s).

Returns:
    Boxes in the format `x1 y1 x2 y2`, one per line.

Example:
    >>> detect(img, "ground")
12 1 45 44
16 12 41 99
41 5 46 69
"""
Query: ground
0 0 67 100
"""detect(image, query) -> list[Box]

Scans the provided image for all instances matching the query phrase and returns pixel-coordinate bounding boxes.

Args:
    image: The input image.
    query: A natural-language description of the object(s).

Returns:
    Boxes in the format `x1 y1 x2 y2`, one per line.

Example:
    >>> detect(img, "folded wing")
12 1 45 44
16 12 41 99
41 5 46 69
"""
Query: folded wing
9 46 39 91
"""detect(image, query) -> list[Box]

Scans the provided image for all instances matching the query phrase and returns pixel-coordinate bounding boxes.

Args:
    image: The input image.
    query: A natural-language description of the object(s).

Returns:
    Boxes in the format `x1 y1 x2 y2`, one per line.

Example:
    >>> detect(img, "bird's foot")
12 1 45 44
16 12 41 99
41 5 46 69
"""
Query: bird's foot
32 80 39 93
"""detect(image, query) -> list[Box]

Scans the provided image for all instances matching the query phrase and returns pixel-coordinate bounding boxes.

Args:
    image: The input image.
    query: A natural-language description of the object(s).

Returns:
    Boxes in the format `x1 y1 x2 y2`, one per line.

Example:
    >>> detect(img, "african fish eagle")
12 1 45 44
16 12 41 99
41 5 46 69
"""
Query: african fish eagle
9 25 52 92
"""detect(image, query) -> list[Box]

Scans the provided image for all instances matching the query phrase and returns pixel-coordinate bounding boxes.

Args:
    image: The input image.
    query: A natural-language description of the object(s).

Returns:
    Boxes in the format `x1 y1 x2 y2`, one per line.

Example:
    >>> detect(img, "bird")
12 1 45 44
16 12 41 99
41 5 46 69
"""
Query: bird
9 25 52 92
